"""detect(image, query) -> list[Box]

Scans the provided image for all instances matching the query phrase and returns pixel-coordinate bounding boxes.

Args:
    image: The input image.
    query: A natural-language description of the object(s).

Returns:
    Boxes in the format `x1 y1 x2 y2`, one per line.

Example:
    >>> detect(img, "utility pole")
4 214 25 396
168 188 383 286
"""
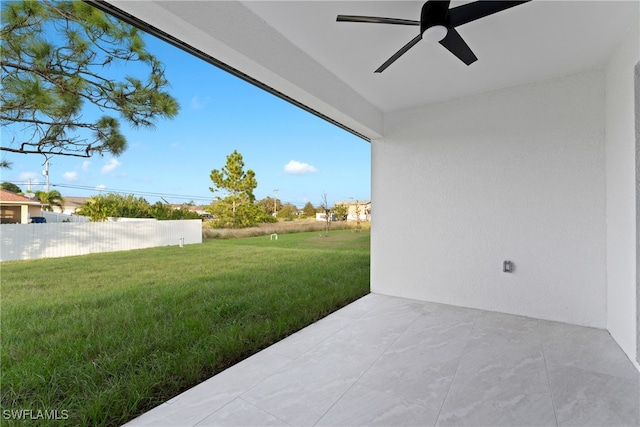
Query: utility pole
27 178 33 198
273 188 278 215
42 159 50 192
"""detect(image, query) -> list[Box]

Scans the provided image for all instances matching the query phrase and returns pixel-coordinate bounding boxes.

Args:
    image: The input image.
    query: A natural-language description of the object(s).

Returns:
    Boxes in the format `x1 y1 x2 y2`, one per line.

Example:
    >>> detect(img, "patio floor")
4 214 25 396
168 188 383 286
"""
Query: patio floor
125 294 639 426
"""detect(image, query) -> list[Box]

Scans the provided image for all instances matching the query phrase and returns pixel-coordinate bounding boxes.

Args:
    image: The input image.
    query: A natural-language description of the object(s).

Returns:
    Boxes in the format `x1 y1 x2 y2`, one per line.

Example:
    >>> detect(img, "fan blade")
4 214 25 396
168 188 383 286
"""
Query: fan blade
448 1 532 28
375 34 423 73
439 28 477 65
337 15 419 26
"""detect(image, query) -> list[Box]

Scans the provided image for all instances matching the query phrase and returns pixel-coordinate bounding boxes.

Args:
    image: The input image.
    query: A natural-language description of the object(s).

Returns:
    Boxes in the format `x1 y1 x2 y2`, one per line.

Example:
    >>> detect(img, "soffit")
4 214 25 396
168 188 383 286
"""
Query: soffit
242 1 637 112
104 1 637 138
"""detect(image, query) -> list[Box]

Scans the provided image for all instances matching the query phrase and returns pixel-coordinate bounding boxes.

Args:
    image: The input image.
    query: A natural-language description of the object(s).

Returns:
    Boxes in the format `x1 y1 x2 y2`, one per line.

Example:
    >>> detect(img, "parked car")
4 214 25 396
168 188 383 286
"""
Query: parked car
30 217 46 223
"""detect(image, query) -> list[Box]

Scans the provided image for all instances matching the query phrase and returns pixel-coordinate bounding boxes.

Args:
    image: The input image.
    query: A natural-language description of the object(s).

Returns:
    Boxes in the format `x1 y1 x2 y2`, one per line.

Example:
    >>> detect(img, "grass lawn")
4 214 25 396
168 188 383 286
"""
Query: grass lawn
1 230 370 426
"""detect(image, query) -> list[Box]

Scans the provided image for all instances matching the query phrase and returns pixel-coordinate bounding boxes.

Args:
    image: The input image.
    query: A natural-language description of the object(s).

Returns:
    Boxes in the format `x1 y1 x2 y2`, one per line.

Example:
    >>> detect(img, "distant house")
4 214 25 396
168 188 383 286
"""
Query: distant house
316 212 337 222
334 200 371 222
51 196 90 215
169 204 208 216
0 189 43 224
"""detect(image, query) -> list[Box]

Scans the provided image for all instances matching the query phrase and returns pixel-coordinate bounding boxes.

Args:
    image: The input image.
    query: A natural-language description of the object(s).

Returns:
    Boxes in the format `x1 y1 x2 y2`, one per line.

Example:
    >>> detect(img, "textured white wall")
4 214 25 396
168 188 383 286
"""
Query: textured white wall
605 10 639 366
0 220 202 261
372 70 607 327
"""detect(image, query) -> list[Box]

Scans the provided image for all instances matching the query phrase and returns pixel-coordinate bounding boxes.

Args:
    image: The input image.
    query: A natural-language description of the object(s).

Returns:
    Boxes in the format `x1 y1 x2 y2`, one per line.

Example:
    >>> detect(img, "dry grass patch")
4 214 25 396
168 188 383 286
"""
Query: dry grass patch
202 218 370 239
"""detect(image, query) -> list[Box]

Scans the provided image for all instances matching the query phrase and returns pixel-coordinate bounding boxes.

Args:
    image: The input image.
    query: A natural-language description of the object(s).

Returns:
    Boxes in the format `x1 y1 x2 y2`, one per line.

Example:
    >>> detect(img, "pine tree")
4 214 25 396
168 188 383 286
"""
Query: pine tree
208 150 258 228
1 1 179 158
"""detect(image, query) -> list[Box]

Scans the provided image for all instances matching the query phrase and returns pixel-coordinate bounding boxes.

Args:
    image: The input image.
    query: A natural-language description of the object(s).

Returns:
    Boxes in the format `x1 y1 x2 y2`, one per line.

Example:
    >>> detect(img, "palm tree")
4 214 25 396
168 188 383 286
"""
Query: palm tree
35 190 65 212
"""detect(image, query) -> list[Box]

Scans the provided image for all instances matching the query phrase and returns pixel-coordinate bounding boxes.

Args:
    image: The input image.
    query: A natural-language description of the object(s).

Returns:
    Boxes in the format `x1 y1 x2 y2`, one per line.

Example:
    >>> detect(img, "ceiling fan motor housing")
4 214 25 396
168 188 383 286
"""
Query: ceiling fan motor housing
336 0 531 72
421 1 450 42
421 1 450 34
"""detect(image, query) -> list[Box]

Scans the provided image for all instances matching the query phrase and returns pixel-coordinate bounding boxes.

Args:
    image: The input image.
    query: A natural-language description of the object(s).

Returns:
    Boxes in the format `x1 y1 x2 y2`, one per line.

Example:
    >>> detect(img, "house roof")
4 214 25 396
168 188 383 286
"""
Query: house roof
335 200 371 206
169 204 207 212
61 197 89 208
99 1 638 140
0 189 42 205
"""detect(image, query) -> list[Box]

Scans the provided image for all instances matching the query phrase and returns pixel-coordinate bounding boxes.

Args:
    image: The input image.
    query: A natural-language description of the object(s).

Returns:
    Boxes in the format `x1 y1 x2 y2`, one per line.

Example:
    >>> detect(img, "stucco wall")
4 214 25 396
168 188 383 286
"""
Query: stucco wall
605 9 639 367
372 69 607 327
637 53 640 368
0 205 40 224
0 206 21 224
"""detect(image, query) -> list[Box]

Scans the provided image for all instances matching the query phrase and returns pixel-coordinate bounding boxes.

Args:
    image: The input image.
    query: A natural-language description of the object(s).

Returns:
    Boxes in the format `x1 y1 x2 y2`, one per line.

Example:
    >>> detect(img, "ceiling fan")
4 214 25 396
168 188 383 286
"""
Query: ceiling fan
337 0 532 73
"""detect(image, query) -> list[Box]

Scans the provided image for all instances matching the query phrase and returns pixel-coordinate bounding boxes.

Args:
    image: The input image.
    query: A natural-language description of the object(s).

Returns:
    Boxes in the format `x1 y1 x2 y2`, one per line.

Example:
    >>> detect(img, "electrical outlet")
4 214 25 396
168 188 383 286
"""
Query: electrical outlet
503 260 514 273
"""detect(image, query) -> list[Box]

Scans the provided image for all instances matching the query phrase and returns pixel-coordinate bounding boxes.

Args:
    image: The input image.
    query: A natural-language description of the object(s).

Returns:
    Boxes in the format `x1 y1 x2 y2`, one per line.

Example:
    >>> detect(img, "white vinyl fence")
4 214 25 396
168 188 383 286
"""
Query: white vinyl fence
1 220 202 262
41 212 90 223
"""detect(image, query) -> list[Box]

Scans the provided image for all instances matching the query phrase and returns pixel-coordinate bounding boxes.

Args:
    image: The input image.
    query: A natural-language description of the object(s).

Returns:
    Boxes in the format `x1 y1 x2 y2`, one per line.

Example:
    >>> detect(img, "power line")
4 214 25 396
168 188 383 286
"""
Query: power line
6 181 213 202
6 181 333 207
56 183 212 201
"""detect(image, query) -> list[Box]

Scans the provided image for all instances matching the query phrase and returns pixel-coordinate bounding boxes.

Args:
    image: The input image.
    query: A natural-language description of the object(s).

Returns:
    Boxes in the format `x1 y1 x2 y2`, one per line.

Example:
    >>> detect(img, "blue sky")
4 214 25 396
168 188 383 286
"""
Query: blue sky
1 29 371 208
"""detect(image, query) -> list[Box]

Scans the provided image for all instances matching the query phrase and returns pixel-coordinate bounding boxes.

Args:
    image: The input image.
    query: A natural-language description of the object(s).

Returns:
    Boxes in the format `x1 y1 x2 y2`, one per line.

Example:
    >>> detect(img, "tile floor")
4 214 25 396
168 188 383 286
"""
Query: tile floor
125 294 640 427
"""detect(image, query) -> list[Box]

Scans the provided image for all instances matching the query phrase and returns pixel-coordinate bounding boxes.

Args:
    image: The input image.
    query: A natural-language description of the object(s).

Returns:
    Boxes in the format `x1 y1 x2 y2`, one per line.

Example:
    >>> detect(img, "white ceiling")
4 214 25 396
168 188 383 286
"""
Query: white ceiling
107 1 637 138
242 1 636 112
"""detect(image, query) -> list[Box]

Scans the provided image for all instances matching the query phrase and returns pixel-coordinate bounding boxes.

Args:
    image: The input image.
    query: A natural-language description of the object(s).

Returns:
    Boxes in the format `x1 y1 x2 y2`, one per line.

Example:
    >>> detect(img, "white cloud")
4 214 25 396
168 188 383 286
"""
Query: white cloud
101 159 121 174
15 172 42 193
82 161 91 172
95 184 106 190
62 171 78 182
284 160 318 175
190 95 211 110
17 171 39 183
